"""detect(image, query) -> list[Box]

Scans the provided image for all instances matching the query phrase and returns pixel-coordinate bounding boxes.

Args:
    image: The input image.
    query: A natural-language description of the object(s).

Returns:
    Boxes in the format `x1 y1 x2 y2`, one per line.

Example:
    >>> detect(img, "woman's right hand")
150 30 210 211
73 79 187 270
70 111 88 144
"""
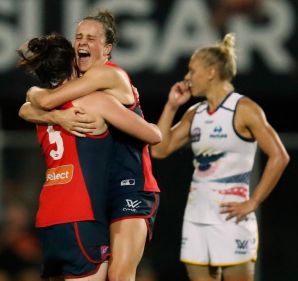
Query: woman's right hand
55 107 97 137
167 81 191 110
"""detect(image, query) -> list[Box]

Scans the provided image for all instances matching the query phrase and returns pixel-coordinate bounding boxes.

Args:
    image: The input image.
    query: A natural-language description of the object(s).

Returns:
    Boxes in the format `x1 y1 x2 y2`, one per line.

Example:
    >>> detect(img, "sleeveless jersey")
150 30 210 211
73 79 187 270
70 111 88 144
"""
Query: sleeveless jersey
36 102 113 227
184 92 257 224
105 61 160 193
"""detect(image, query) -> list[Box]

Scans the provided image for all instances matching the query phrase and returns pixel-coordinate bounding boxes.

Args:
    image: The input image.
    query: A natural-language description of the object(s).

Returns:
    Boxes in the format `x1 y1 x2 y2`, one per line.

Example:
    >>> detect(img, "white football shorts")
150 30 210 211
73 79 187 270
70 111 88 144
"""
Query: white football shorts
180 219 258 266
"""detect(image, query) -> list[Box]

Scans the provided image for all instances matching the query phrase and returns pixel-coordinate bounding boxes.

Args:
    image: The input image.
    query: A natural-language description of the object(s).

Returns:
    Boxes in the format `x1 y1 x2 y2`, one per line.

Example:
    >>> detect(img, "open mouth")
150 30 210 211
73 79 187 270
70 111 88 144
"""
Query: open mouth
78 49 90 59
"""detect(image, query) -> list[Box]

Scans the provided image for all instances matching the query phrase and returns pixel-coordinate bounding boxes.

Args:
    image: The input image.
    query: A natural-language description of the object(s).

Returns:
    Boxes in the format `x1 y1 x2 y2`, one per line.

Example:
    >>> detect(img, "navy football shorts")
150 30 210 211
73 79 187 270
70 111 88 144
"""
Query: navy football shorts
107 190 160 240
38 220 110 278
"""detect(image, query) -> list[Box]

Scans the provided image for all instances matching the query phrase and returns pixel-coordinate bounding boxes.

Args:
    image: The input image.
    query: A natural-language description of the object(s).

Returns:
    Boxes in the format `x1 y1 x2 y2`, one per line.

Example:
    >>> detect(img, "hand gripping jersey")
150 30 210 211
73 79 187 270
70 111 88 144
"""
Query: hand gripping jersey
184 93 257 224
36 102 113 227
105 61 160 193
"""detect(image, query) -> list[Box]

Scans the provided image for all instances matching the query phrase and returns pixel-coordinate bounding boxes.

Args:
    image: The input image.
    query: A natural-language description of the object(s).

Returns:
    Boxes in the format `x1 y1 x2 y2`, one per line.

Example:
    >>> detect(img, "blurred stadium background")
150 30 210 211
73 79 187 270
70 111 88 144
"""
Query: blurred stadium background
0 0 297 280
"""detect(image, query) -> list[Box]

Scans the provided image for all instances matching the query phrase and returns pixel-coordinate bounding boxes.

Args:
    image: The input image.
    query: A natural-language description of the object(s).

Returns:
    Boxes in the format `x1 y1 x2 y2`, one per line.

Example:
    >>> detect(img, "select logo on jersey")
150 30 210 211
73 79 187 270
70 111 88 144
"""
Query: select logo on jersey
122 199 142 212
235 239 249 255
191 127 201 142
210 126 227 139
44 164 74 186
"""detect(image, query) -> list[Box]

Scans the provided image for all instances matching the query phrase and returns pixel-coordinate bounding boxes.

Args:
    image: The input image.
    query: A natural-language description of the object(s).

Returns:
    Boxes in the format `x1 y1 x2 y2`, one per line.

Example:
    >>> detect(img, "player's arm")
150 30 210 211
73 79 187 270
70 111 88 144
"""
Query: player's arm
27 65 118 110
243 98 289 205
151 82 194 158
74 92 162 145
221 98 289 222
19 101 58 124
18 102 97 137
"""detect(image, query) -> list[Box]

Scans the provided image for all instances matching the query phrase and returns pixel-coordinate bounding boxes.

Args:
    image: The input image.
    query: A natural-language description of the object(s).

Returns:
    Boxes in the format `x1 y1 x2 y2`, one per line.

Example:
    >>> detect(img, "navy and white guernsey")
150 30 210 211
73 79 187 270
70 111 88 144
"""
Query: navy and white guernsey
184 92 257 224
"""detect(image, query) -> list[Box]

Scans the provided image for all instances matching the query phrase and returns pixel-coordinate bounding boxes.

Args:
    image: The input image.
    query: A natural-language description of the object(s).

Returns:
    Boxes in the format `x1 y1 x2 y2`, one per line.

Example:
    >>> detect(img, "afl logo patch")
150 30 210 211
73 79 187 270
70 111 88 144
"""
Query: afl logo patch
121 179 136 186
191 127 201 142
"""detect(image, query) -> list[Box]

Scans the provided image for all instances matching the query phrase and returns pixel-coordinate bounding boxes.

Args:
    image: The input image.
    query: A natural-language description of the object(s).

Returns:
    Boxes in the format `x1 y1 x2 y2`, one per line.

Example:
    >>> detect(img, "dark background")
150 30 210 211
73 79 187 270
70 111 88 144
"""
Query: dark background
0 1 297 280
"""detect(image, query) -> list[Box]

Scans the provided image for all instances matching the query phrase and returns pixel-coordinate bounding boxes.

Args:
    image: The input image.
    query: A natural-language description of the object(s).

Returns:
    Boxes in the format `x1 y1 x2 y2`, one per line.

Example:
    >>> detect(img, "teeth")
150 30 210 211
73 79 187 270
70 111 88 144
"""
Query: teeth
78 49 90 58
78 49 89 54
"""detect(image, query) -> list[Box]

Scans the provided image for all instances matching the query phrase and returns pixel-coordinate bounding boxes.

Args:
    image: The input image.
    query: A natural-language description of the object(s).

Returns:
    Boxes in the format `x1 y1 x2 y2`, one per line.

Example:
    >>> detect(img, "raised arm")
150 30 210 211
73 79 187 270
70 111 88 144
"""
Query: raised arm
19 102 97 137
221 98 289 222
19 102 59 124
151 82 194 158
74 92 162 145
27 64 120 110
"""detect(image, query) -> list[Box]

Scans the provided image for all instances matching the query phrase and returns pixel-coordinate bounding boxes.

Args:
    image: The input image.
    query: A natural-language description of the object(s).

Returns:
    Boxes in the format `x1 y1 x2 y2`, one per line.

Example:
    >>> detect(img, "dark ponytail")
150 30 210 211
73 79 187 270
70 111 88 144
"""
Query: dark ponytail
17 33 75 88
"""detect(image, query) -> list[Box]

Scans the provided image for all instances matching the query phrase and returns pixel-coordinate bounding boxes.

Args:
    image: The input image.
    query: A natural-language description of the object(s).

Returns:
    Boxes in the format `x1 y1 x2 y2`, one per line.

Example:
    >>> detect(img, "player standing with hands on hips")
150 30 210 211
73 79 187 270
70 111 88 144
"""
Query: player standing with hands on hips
151 33 289 281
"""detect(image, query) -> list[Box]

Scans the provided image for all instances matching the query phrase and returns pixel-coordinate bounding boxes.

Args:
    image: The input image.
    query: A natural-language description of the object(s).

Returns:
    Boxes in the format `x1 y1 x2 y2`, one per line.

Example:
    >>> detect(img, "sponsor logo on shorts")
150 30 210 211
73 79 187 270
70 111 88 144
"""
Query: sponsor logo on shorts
181 237 188 246
235 239 249 254
101 245 109 255
123 199 142 212
120 179 136 186
44 164 74 186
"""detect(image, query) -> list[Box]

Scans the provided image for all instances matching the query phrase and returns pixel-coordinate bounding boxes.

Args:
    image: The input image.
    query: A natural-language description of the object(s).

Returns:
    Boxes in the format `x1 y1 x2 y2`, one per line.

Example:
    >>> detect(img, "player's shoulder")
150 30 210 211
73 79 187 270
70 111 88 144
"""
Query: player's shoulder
188 101 206 114
76 92 116 110
237 96 263 114
183 101 204 121
236 96 267 127
86 62 119 77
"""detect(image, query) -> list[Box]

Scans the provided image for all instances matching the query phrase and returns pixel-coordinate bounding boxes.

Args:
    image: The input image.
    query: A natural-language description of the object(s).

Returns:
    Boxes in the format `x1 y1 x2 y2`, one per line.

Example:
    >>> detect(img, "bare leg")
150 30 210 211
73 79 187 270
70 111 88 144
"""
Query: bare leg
222 261 255 281
185 264 221 281
108 218 148 281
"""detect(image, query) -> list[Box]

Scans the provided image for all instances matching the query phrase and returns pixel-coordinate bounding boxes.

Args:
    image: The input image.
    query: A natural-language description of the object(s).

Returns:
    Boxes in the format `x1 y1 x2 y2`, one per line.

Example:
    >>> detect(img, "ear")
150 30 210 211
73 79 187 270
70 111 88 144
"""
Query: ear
208 67 216 80
104 44 113 57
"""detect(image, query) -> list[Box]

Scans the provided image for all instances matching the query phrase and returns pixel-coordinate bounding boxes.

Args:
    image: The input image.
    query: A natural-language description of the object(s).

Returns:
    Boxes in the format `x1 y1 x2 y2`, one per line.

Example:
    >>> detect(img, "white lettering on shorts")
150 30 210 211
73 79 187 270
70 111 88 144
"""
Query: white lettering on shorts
122 199 142 212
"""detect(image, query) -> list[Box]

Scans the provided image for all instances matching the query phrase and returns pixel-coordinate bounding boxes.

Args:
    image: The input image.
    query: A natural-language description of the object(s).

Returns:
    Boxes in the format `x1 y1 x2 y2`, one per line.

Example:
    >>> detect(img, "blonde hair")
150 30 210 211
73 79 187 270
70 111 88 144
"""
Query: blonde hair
193 33 237 81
